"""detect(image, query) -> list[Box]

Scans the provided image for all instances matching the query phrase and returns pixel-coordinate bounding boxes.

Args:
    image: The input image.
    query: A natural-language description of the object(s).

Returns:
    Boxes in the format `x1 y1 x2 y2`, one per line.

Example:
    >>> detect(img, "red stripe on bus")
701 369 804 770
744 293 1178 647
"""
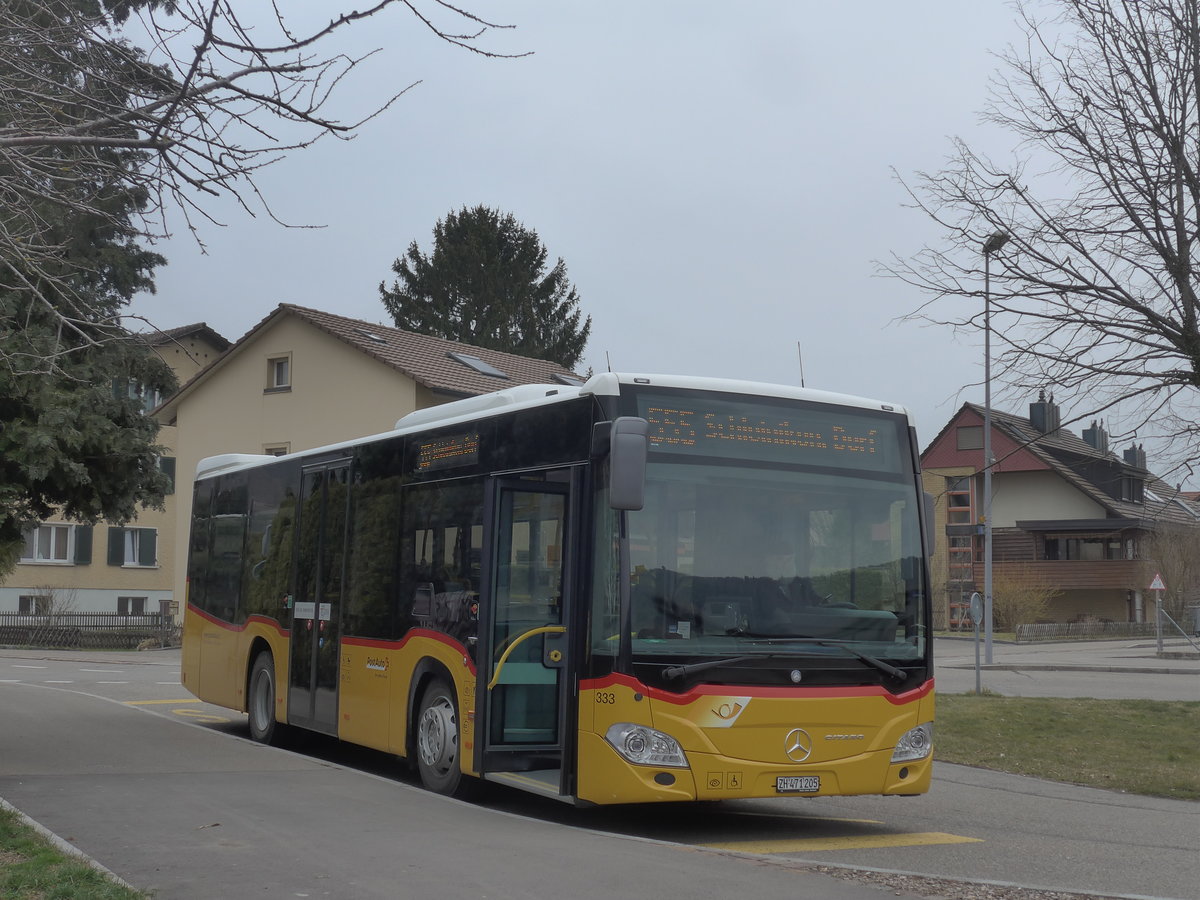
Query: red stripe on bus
189 609 477 675
189 606 290 637
341 629 476 672
579 672 933 705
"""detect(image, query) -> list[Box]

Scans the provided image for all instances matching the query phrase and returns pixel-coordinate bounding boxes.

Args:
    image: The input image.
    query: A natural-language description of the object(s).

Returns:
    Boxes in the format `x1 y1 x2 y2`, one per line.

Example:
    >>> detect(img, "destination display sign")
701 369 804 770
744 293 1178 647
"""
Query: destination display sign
637 394 902 473
416 432 480 472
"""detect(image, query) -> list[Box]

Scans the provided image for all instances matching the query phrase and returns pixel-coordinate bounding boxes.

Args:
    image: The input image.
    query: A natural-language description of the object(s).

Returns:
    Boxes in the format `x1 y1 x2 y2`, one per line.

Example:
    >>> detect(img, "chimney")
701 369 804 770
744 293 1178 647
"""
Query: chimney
1123 443 1147 470
1029 390 1062 436
1082 419 1109 453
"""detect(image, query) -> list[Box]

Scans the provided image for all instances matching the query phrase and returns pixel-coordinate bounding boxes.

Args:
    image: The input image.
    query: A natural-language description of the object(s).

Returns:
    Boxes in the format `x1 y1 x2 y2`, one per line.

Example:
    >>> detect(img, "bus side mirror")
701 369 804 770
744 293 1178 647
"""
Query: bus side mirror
608 417 648 511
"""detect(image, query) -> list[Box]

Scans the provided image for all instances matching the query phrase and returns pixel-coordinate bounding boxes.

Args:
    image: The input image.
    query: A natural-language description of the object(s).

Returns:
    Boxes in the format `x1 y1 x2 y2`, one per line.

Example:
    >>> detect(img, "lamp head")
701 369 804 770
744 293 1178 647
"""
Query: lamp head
982 232 1010 255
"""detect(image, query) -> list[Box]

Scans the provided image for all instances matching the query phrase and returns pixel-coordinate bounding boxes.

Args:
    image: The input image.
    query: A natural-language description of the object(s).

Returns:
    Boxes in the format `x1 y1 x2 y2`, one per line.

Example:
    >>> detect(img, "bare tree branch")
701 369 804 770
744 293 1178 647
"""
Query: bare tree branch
0 0 523 371
884 0 1200 473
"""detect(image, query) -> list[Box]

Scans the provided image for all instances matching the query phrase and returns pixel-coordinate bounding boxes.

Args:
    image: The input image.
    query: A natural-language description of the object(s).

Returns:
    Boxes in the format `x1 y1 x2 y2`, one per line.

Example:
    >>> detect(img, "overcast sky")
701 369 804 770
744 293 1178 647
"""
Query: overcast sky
128 2 1033 451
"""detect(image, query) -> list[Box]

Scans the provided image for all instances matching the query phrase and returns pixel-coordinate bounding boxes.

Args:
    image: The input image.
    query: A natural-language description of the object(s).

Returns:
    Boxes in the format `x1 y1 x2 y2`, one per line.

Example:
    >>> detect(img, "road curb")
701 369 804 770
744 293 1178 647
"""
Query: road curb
942 663 1200 676
0 795 139 894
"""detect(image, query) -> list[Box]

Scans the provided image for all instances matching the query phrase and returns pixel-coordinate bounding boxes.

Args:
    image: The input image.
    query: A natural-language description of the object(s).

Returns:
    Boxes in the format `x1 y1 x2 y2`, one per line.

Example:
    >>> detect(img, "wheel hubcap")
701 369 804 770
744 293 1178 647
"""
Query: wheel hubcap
418 696 457 772
252 672 271 729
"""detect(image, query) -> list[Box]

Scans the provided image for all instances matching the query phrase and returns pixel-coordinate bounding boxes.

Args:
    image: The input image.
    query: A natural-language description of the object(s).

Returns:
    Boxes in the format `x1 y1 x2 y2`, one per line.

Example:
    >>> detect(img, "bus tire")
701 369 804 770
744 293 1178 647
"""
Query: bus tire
415 676 473 797
248 651 278 745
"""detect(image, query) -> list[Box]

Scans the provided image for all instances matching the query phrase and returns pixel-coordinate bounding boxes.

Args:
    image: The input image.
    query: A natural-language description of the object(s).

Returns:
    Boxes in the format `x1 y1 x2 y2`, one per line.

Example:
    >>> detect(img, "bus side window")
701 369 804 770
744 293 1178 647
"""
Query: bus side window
187 479 214 613
398 480 484 646
210 475 248 624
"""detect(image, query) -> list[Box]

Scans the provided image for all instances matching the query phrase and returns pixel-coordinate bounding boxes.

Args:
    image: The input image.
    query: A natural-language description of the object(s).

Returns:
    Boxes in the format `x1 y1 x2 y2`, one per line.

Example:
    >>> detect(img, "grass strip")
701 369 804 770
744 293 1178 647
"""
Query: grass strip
0 805 147 900
935 694 1200 800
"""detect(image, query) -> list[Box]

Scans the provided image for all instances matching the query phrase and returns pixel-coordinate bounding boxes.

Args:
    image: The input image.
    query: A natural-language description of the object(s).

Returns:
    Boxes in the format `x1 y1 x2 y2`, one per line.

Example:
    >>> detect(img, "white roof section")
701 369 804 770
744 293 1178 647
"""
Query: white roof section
193 372 914 481
194 453 276 481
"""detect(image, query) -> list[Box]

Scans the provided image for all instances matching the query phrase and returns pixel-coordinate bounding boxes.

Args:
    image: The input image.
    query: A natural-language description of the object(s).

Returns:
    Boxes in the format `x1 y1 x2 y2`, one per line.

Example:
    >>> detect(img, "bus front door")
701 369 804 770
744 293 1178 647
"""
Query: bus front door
477 475 577 799
288 459 350 735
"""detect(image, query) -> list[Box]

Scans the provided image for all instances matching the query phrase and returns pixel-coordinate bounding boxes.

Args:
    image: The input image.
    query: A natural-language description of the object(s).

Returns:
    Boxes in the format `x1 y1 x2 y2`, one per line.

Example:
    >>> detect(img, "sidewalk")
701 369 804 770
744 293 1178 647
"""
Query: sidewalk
934 635 1200 675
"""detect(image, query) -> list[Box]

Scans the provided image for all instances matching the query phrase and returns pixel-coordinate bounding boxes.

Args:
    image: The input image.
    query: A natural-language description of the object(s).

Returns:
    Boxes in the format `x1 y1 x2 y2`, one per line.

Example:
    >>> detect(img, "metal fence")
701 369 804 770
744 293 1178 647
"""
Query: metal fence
1014 621 1159 642
0 612 180 650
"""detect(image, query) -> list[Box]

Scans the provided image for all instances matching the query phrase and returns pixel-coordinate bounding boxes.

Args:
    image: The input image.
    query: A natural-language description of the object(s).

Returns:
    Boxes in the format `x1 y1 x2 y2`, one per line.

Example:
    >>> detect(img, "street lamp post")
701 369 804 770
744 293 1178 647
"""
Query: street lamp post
981 231 1009 665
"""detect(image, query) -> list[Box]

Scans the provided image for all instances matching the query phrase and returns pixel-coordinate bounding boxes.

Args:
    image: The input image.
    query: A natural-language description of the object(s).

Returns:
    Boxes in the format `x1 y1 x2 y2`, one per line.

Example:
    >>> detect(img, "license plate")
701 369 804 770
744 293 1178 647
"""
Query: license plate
776 775 820 793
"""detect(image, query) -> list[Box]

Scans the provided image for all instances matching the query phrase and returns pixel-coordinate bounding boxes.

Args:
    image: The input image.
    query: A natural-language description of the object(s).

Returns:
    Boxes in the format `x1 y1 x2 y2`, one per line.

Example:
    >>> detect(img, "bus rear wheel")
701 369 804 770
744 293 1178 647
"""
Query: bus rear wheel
416 677 472 797
248 651 278 745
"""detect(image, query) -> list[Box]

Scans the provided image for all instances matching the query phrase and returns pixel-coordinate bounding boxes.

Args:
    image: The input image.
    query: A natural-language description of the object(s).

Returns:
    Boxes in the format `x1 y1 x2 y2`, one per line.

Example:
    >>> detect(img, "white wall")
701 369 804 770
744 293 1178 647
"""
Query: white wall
990 470 1106 527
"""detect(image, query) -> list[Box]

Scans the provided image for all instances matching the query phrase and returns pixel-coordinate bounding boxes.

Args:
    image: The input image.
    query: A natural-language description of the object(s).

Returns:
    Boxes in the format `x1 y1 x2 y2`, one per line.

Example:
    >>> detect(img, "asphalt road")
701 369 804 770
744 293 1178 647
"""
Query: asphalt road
0 646 1197 900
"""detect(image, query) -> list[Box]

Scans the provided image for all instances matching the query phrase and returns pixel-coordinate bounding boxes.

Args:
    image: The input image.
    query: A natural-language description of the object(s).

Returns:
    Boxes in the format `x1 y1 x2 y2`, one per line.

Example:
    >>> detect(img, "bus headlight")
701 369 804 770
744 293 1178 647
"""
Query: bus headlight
891 722 933 763
604 723 688 768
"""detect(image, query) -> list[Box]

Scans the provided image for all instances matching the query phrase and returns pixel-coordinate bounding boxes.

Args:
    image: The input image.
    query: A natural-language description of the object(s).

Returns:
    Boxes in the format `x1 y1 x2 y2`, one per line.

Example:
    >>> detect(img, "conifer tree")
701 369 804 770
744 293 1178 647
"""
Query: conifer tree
379 206 591 369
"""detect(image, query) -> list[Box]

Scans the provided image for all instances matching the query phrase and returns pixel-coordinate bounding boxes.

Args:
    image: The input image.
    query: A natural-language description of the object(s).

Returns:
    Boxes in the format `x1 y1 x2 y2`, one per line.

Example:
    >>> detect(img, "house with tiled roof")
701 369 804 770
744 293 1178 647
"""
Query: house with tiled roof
155 303 585 611
0 323 230 616
921 393 1200 628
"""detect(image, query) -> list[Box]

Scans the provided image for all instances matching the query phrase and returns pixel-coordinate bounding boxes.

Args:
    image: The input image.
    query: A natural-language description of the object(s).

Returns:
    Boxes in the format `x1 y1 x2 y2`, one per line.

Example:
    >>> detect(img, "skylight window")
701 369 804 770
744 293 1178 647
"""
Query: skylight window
448 351 509 379
552 373 585 387
358 329 387 344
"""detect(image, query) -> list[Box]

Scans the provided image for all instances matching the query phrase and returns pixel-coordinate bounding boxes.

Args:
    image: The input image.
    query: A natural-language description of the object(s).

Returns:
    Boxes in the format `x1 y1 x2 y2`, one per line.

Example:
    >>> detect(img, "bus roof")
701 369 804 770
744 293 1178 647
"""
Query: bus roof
193 372 913 481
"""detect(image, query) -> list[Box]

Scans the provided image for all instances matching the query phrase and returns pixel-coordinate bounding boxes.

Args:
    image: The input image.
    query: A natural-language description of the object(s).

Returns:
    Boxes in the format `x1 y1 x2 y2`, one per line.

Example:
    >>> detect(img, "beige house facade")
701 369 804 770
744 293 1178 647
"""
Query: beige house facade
155 303 584 613
0 324 230 616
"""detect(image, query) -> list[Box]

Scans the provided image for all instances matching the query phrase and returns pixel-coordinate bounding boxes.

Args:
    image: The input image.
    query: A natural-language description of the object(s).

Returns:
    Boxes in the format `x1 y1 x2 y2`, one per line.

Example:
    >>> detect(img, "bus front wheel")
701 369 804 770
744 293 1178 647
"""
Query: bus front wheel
416 677 472 797
248 651 278 745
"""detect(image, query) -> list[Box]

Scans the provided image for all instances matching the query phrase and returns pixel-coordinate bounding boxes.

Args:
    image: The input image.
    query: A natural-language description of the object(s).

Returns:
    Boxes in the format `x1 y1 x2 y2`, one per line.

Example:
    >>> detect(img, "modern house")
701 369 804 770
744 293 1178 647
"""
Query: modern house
154 303 586 611
921 393 1200 628
0 323 230 615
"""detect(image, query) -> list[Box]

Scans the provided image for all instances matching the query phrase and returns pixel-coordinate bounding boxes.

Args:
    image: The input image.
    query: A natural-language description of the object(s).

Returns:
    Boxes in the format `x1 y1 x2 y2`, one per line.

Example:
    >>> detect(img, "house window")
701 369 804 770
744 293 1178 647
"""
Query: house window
956 426 983 450
107 527 157 568
266 355 292 392
18 595 51 615
158 457 176 495
947 535 975 585
117 596 147 615
112 379 163 414
1044 536 1124 561
447 351 508 379
20 524 73 563
946 477 974 525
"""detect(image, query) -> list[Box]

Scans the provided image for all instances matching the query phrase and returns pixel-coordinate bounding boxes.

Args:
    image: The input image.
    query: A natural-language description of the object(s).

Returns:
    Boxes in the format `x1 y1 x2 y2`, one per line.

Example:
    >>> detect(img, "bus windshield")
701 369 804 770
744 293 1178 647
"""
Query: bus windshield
593 459 927 671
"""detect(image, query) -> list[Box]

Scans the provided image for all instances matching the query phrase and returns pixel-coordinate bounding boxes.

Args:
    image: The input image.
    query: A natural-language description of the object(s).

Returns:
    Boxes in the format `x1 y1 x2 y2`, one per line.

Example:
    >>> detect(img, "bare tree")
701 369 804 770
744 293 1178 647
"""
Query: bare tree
991 565 1058 629
1140 525 1200 622
0 0 522 371
0 0 522 573
887 0 1200 475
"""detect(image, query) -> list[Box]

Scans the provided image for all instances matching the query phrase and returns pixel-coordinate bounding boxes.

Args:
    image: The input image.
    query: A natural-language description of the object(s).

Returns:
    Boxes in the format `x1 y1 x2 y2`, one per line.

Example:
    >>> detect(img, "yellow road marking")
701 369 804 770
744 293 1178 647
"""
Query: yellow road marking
727 812 884 825
172 708 231 724
706 832 983 853
124 699 201 706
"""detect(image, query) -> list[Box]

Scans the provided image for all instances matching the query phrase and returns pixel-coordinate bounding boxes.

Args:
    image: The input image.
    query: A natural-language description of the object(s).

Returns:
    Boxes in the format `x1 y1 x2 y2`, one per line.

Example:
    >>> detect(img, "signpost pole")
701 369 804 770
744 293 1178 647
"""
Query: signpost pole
1149 573 1166 654
1156 590 1163 653
970 591 983 694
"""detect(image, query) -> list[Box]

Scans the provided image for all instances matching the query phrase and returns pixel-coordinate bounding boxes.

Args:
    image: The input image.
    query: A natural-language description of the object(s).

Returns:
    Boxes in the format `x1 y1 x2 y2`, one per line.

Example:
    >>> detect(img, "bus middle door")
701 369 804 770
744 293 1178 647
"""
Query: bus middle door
476 472 577 799
288 459 350 735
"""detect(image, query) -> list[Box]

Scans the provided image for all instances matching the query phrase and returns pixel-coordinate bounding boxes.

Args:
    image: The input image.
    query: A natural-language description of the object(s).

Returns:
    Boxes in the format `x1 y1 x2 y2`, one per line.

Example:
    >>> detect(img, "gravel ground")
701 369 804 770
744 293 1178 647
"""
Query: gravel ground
815 865 1127 900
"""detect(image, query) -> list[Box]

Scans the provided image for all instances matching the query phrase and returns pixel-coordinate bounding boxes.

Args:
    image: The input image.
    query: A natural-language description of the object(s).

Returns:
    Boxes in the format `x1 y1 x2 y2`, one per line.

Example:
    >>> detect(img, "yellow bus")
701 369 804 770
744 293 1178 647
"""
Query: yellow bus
181 373 934 804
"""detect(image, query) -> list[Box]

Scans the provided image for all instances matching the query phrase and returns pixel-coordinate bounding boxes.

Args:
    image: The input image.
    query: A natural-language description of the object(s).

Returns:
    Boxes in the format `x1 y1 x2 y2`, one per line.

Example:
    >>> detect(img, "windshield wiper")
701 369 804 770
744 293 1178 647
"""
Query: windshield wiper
743 635 908 682
661 656 754 680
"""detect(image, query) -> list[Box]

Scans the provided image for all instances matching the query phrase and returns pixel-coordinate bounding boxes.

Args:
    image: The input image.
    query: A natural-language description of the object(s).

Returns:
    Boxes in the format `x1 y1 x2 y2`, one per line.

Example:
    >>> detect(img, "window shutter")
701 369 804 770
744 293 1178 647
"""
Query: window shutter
139 529 157 567
74 526 93 564
107 527 125 566
160 457 177 495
